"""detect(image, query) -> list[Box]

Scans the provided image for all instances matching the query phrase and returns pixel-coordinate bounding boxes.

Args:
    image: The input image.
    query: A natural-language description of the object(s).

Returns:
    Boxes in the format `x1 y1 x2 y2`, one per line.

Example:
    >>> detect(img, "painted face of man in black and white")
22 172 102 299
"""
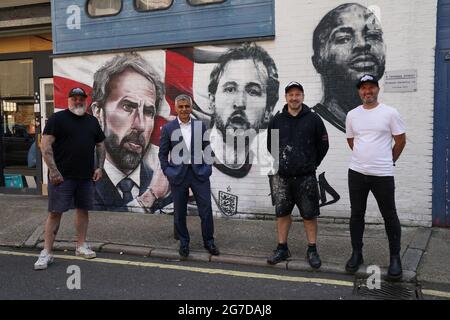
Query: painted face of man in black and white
313 3 386 106
211 58 269 137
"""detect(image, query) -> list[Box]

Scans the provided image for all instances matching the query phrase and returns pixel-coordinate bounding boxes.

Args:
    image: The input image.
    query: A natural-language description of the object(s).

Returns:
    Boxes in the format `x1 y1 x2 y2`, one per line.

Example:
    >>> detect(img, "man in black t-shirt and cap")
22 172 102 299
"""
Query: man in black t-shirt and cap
34 87 106 270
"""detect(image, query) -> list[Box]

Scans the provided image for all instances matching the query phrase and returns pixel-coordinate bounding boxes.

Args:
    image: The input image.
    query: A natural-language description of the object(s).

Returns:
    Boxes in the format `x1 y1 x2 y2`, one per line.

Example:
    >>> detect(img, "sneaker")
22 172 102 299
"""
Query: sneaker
34 249 54 270
306 250 322 269
75 243 96 259
267 248 291 265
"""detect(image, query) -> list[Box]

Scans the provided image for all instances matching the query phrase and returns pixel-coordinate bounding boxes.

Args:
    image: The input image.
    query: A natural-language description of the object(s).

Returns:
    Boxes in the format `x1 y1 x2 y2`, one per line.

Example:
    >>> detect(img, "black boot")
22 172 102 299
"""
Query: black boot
345 250 364 273
387 254 402 281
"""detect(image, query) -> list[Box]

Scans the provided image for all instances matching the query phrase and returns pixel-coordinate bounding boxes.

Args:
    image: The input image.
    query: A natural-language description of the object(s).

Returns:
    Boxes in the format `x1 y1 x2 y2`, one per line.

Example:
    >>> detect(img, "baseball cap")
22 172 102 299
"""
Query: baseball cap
68 87 87 98
356 74 379 89
285 81 304 93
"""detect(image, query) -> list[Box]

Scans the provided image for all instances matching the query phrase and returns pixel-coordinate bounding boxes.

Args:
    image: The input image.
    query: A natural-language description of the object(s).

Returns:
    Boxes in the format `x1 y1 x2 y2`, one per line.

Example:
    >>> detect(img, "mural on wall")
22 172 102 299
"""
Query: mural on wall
312 3 386 132
89 53 172 213
52 2 396 217
53 45 342 216
192 43 281 216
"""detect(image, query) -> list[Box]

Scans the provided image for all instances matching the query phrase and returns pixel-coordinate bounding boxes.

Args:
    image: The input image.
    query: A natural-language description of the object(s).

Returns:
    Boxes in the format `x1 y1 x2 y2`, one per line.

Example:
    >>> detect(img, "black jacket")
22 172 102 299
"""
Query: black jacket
267 104 329 177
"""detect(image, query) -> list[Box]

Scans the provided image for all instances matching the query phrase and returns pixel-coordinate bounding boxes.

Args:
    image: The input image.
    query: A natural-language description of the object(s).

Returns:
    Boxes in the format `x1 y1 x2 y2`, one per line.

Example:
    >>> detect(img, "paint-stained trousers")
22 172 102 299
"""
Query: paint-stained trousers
348 169 401 255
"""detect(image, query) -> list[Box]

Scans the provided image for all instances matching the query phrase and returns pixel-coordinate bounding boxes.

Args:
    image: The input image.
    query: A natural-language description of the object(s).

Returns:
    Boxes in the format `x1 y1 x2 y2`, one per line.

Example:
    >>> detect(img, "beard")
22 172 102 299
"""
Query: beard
362 95 378 105
70 104 86 116
104 130 147 171
213 110 265 139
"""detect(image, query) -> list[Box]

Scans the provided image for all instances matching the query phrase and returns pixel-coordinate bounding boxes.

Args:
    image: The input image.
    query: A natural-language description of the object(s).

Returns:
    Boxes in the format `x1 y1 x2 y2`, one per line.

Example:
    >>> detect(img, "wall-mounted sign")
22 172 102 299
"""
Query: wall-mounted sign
384 69 417 92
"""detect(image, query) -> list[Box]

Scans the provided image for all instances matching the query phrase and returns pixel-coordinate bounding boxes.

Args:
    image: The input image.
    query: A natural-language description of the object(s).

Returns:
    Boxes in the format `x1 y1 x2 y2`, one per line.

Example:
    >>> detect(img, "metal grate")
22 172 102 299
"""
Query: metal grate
353 277 423 300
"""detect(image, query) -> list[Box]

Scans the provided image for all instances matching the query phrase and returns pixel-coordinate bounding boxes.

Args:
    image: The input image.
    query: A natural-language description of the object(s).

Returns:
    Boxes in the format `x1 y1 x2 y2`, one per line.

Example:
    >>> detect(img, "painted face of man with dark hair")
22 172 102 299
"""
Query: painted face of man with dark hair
101 68 157 173
210 58 268 138
315 4 386 87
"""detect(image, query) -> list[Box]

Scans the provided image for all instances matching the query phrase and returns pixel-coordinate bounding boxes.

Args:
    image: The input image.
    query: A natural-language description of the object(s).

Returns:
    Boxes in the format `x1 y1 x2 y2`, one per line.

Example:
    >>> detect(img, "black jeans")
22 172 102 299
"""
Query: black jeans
348 169 401 255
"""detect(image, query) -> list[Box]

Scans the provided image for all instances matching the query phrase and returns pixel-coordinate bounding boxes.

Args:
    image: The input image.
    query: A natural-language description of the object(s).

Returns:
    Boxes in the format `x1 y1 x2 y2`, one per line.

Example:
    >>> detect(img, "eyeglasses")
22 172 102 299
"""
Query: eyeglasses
177 105 192 109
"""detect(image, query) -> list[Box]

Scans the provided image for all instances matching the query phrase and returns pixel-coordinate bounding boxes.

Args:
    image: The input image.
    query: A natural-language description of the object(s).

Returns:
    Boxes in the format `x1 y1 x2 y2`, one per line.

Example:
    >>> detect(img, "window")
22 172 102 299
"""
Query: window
188 0 226 5
87 0 122 17
0 59 33 98
135 0 173 11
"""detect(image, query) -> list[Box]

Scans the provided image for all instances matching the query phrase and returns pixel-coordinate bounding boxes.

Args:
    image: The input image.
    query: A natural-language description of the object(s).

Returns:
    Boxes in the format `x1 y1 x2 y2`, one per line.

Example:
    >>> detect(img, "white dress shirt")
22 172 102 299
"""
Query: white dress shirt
178 116 192 152
104 158 141 199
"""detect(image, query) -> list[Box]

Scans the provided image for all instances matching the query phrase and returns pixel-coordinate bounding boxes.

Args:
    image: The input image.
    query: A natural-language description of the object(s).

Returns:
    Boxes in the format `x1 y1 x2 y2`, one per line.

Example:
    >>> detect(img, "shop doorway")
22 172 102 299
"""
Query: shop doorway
0 58 38 193
39 77 54 195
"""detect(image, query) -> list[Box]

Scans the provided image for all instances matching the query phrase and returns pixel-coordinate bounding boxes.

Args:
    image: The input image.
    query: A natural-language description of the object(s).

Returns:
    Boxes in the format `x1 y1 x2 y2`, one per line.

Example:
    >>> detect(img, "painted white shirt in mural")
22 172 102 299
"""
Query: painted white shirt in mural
346 103 406 177
208 126 276 217
104 158 143 209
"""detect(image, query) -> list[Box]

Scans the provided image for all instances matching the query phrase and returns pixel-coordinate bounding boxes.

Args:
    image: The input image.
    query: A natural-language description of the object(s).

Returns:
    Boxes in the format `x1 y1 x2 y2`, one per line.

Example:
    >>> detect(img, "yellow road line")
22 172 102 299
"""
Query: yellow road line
2 249 450 298
422 289 450 299
0 249 352 287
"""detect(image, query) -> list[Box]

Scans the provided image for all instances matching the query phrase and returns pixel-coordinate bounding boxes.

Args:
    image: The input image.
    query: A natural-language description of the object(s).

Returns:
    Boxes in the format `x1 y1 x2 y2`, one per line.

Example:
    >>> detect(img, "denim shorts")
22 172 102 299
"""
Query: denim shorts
270 173 320 220
48 179 94 213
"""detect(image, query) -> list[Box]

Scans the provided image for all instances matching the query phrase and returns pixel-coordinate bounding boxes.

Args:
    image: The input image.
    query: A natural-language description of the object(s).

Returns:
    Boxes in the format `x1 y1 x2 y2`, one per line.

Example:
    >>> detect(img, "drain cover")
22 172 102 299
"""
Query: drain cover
353 277 423 300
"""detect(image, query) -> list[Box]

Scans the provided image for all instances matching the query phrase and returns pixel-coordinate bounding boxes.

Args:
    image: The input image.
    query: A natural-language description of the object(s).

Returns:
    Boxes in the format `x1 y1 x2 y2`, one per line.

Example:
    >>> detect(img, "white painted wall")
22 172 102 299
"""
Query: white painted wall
52 0 438 226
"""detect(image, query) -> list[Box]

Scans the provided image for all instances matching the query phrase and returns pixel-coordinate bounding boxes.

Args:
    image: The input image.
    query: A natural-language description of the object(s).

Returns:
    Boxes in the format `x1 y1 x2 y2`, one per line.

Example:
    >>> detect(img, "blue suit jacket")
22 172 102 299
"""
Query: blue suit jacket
158 118 212 186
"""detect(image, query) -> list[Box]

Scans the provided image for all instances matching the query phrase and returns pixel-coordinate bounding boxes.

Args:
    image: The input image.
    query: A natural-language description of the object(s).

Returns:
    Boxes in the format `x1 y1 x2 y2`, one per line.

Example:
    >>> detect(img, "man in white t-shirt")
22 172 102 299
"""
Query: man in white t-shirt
345 74 406 281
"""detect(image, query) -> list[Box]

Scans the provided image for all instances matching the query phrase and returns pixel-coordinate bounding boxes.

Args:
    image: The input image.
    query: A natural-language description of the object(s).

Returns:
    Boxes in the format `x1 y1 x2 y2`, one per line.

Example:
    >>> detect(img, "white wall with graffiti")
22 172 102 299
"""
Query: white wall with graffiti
52 0 437 226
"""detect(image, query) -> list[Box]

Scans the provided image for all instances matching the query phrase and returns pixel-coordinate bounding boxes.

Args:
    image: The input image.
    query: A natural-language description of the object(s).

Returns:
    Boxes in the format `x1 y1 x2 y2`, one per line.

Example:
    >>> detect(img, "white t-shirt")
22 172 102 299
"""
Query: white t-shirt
346 103 406 176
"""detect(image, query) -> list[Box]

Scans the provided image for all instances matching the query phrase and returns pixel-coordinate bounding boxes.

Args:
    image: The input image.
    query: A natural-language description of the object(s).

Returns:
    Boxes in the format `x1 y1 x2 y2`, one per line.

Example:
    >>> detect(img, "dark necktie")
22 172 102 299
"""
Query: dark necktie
118 178 134 205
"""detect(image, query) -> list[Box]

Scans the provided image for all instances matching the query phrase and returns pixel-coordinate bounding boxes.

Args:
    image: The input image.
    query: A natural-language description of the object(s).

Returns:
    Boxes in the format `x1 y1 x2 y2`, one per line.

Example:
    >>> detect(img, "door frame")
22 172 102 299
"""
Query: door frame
39 77 54 195
432 50 450 227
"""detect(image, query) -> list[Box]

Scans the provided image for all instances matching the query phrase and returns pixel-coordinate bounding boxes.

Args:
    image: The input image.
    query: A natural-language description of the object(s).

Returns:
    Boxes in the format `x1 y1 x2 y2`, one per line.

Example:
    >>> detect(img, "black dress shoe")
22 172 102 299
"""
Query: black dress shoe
387 254 403 281
204 243 220 256
345 251 364 273
306 250 322 269
179 244 189 258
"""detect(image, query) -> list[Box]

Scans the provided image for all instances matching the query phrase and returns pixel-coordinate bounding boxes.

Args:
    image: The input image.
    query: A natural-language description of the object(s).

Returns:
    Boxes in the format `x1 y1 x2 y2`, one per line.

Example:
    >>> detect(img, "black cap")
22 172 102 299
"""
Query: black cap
285 81 304 93
356 74 379 89
68 87 87 98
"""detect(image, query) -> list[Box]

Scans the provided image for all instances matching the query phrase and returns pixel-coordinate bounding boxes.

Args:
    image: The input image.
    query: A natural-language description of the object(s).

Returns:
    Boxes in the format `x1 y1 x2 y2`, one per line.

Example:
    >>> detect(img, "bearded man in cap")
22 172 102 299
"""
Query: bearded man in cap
35 87 106 270
345 74 406 280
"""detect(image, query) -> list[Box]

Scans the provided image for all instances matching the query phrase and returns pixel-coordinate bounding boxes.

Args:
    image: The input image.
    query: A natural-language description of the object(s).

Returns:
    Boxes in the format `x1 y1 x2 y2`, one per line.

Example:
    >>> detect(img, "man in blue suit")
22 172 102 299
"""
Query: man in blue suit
159 94 219 258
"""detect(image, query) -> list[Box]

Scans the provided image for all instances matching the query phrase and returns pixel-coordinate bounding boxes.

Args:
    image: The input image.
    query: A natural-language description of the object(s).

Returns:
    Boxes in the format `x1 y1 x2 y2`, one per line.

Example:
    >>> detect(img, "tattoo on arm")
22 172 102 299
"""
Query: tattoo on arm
41 135 59 173
96 142 106 170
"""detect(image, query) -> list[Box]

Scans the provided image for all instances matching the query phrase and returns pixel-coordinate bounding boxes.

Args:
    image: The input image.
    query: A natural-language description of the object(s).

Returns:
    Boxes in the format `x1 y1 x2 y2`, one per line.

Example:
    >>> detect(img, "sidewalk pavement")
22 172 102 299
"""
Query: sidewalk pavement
0 194 448 285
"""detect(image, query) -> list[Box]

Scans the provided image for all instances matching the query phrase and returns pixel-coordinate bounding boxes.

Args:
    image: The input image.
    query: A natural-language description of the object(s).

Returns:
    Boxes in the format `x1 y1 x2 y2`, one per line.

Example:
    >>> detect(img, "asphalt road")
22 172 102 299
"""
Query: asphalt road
0 248 357 300
0 247 447 304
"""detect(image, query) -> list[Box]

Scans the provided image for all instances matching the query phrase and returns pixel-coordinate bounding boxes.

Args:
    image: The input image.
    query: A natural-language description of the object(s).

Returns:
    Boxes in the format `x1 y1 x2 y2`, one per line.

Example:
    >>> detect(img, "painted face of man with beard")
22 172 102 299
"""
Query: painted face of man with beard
313 4 386 110
101 69 156 174
211 59 268 139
